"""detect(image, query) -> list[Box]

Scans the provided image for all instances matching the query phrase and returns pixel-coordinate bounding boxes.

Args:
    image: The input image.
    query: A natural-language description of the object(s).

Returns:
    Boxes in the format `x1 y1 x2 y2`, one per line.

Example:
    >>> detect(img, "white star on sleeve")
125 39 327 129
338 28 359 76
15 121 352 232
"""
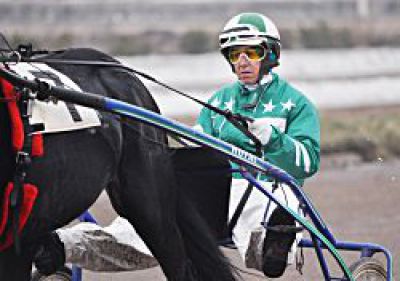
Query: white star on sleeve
263 100 275 112
224 98 234 111
281 99 296 112
210 98 220 108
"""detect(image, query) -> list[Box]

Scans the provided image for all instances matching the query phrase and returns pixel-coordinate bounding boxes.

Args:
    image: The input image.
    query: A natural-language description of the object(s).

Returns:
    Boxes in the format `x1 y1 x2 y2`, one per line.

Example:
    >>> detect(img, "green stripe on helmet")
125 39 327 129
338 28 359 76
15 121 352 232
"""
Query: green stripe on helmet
238 13 266 33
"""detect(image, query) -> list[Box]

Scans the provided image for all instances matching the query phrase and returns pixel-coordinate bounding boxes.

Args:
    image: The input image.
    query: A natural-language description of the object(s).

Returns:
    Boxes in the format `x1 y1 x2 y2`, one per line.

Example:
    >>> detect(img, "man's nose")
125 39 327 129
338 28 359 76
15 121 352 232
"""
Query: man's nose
237 53 250 65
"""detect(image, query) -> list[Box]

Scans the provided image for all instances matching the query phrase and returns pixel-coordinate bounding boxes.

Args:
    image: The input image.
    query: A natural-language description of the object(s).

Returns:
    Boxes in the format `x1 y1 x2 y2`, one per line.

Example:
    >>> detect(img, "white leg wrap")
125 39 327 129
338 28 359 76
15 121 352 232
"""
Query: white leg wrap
56 217 157 272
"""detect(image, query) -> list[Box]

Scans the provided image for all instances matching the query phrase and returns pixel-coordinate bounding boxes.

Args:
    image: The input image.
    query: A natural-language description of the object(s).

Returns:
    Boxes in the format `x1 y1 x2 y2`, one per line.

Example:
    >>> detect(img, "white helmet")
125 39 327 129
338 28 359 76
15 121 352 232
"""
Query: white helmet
219 13 281 70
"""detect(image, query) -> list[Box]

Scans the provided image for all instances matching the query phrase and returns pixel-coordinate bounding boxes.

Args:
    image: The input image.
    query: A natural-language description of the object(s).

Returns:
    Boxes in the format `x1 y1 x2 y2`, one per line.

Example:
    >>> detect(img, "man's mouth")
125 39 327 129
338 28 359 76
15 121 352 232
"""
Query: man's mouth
240 69 252 74
240 71 253 76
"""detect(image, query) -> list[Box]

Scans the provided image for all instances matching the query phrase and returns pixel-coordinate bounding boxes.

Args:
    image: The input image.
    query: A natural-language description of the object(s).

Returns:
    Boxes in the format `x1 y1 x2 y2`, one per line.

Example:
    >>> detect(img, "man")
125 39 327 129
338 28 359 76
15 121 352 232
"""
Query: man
194 12 320 277
34 12 320 279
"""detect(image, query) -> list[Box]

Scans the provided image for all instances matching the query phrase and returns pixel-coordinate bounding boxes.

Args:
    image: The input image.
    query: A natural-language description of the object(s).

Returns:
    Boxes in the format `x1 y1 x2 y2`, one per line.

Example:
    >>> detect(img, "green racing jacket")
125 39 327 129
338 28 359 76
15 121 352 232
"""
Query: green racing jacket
196 73 320 185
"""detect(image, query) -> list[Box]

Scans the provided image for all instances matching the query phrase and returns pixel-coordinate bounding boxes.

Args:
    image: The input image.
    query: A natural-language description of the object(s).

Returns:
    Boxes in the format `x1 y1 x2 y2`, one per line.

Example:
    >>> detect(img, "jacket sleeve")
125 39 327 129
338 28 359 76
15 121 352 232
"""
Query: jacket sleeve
264 99 320 180
194 97 217 136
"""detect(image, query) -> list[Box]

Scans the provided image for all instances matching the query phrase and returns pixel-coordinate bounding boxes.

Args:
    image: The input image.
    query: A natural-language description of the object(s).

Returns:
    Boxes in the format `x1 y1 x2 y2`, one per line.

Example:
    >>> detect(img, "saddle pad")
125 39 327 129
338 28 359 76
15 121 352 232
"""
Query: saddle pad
8 63 101 134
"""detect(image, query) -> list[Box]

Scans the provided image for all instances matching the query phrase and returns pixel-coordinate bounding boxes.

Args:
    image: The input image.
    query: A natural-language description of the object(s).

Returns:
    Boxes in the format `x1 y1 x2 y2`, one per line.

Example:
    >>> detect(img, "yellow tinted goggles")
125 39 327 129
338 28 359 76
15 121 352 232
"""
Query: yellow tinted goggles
228 46 266 64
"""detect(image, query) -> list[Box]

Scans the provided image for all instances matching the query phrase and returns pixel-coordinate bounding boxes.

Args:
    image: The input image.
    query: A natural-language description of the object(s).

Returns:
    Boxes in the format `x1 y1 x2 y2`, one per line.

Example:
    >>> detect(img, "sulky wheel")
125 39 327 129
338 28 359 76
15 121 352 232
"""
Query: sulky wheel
349 257 387 281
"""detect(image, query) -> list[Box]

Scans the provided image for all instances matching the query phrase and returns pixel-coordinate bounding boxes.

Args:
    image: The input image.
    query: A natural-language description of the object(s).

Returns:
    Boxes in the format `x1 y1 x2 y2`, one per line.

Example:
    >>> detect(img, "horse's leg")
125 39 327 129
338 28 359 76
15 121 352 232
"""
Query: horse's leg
92 62 234 280
108 131 197 280
0 248 32 281
19 125 121 277
176 194 238 281
109 135 237 280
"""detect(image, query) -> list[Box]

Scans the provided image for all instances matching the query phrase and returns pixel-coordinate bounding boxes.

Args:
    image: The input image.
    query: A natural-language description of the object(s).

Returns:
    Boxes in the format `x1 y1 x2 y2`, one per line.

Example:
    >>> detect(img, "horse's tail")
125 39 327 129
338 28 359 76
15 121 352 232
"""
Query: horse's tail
176 193 240 281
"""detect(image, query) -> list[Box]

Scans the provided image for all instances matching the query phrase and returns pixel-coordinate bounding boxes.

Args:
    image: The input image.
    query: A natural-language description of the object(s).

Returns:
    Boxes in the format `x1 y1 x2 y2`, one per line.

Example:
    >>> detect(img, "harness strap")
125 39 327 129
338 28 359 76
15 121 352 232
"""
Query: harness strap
0 78 41 252
1 78 24 151
10 153 30 253
227 181 253 238
0 183 38 252
10 88 33 254
226 144 263 240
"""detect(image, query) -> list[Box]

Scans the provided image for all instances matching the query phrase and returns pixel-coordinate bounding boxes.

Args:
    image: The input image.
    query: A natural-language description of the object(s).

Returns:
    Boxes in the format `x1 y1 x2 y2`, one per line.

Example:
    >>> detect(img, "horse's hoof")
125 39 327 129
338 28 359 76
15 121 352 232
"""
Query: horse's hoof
33 232 66 276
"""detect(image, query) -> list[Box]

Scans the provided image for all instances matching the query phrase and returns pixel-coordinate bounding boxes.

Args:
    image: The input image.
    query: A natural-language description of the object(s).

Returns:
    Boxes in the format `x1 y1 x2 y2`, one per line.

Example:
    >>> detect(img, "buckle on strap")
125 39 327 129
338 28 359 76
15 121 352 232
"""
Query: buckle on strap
11 152 31 207
16 151 31 165
10 151 32 255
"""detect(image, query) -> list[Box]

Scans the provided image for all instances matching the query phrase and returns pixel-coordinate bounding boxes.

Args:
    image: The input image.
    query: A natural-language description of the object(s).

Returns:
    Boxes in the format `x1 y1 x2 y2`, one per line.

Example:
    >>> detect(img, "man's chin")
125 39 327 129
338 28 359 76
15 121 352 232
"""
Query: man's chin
240 78 257 85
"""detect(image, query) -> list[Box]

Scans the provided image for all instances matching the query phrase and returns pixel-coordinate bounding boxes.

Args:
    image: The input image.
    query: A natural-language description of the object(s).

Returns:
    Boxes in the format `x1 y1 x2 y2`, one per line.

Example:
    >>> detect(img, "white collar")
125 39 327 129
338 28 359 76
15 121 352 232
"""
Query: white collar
240 74 272 91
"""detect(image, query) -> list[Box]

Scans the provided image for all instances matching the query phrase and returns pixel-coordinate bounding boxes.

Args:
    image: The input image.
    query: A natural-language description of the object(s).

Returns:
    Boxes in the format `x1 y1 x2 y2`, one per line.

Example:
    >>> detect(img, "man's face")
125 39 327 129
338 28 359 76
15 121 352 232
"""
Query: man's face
229 46 265 85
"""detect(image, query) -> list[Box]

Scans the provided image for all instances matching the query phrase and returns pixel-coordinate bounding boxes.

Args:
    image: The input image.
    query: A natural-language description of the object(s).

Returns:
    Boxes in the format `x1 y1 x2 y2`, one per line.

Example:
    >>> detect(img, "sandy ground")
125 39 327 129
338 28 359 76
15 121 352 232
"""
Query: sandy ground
75 155 399 281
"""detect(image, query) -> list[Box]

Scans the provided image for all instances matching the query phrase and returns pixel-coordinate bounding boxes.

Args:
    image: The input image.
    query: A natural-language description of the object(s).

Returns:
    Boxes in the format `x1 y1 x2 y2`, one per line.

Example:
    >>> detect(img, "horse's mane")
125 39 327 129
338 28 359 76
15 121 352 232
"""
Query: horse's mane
44 48 119 63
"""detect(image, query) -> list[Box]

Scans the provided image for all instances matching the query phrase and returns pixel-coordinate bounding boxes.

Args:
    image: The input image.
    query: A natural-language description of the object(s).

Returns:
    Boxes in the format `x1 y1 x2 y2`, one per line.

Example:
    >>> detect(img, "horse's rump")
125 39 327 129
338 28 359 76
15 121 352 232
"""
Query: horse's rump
0 47 167 244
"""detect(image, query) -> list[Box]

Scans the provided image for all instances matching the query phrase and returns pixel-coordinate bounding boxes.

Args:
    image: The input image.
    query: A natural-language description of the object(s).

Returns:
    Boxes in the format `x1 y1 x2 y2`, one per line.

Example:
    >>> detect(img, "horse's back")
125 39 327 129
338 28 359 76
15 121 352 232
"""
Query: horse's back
46 48 161 114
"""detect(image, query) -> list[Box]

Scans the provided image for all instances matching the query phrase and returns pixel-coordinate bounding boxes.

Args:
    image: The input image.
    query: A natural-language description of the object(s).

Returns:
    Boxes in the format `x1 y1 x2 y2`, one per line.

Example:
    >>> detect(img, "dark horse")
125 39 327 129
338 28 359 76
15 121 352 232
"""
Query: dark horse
0 48 237 280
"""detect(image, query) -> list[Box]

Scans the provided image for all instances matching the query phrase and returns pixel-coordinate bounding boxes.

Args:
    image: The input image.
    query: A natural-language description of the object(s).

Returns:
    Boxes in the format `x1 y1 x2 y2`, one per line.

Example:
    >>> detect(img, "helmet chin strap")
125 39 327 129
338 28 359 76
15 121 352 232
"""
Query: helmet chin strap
256 59 269 83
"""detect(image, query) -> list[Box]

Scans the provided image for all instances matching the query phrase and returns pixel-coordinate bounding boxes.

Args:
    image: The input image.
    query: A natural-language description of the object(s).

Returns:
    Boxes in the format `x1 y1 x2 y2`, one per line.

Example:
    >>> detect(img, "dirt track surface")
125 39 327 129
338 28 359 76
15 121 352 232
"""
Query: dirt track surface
82 158 399 281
